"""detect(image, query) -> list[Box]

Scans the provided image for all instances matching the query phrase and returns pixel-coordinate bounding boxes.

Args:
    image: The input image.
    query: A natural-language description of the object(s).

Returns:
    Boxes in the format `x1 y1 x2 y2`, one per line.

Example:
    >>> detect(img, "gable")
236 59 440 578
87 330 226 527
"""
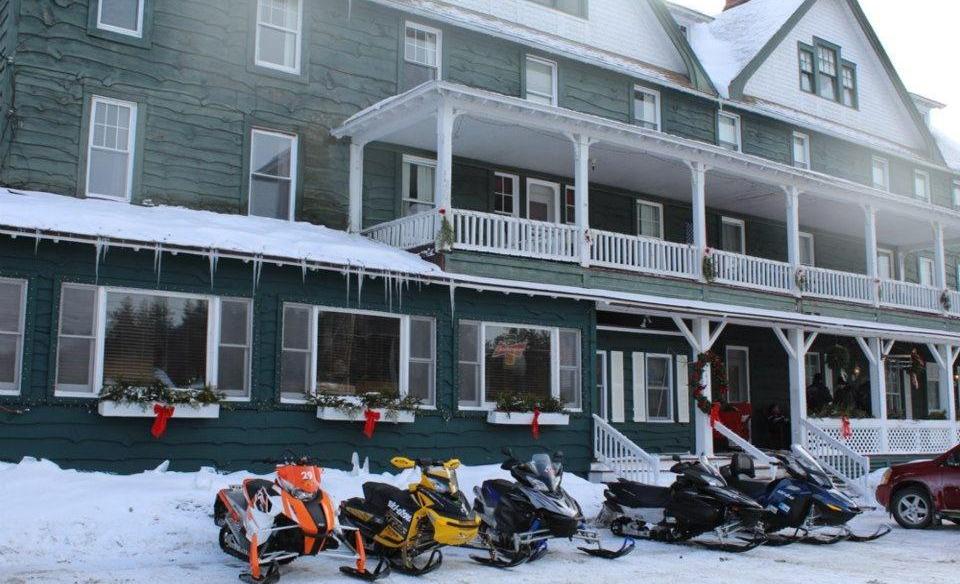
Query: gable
740 0 927 151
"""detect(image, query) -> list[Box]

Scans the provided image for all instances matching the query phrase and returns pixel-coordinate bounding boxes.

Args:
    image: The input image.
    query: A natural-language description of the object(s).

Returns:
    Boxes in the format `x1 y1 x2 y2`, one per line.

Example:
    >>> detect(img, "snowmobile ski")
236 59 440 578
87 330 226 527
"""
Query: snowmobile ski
389 549 444 576
577 536 636 559
338 556 391 581
845 524 891 542
239 562 281 584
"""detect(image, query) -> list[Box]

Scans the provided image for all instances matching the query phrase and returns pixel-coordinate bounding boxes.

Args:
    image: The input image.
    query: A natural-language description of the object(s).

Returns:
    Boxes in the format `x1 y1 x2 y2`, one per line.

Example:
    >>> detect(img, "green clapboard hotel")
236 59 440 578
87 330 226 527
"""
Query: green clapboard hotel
2 0 960 490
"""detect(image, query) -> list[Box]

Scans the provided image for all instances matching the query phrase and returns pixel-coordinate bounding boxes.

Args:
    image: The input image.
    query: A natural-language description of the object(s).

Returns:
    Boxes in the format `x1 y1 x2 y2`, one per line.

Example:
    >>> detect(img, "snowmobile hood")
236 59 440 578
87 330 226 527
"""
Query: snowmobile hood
705 485 764 508
520 485 583 519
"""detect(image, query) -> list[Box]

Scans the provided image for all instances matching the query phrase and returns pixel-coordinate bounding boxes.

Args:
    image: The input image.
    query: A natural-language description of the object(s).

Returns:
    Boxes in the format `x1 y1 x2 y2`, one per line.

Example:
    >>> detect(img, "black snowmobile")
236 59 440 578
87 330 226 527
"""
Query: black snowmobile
469 449 634 567
597 454 767 552
720 446 891 545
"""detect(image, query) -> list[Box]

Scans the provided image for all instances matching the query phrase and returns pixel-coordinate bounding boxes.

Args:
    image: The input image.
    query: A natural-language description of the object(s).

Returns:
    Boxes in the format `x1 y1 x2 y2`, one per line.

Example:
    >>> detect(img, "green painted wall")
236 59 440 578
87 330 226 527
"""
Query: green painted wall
0 236 598 474
0 0 14 168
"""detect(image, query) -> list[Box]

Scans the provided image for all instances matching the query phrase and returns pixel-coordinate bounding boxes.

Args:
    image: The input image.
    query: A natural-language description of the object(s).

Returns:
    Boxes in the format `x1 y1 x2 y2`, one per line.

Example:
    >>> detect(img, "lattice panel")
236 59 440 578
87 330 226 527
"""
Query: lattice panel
887 426 955 453
817 425 882 454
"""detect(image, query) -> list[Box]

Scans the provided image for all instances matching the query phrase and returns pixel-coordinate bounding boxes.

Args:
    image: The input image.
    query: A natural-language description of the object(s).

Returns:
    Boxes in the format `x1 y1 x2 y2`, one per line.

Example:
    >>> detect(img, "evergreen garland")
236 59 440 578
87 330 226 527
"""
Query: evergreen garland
99 379 223 407
307 391 421 421
494 392 566 414
688 351 730 414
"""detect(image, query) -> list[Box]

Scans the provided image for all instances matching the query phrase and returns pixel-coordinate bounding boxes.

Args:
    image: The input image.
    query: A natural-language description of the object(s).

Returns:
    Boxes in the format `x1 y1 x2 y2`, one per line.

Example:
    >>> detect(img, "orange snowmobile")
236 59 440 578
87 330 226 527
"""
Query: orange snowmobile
214 454 388 583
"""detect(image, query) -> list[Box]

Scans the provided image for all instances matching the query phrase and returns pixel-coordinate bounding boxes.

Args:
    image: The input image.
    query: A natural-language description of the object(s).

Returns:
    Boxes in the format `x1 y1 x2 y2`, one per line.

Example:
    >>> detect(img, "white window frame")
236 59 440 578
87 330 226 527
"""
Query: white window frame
918 256 935 287
872 156 890 191
403 21 442 74
525 177 561 223
85 95 138 202
799 231 815 266
96 0 145 37
914 169 931 202
493 172 519 217
953 180 960 208
0 278 27 396
720 216 746 254
248 128 298 221
401 154 438 216
524 55 558 107
645 353 674 422
633 85 661 132
254 0 303 75
54 285 252 400
718 111 741 152
596 350 608 421
564 185 576 225
280 305 436 408
878 248 895 281
725 345 751 403
636 199 664 240
457 320 581 412
792 131 810 170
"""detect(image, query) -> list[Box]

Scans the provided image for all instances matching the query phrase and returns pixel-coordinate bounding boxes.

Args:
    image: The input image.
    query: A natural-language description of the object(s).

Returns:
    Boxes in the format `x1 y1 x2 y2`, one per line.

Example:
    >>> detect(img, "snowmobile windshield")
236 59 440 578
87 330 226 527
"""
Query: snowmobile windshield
424 467 459 495
695 454 727 487
789 445 834 488
528 453 561 492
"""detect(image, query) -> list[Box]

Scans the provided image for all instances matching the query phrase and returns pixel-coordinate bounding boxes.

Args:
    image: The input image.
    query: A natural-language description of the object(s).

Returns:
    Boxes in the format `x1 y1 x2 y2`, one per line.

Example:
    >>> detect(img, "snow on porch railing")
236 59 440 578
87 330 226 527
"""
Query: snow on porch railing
592 414 660 485
801 419 870 499
878 279 942 313
712 250 793 293
803 266 875 304
361 209 440 250
589 229 698 279
452 209 580 262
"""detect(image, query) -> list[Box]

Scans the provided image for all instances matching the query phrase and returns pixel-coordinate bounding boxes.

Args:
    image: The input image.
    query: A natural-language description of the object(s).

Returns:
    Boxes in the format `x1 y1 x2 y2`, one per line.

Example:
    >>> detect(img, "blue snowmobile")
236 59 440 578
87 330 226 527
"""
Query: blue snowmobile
720 446 890 545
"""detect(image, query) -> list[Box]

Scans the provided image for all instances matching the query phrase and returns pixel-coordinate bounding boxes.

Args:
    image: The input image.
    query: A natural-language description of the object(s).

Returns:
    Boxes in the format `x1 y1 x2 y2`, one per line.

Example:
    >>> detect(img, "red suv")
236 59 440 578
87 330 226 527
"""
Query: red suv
876 444 960 529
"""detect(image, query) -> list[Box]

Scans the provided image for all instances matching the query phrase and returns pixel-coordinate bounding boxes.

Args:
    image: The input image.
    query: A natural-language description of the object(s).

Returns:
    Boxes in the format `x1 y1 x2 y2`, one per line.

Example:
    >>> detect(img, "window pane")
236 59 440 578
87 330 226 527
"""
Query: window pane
726 349 749 403
257 0 300 70
217 346 248 394
60 286 96 336
408 361 433 402
405 26 438 67
459 322 478 362
258 27 297 69
0 281 23 333
220 300 249 346
100 0 140 32
639 203 661 238
526 59 555 102
560 330 579 367
316 312 400 396
718 115 738 149
103 292 209 388
409 318 432 360
54 337 92 389
0 334 17 384
559 368 578 407
281 350 309 394
250 176 292 219
252 132 293 178
721 221 743 253
634 90 658 129
484 325 551 402
89 149 130 198
459 362 479 405
283 305 310 350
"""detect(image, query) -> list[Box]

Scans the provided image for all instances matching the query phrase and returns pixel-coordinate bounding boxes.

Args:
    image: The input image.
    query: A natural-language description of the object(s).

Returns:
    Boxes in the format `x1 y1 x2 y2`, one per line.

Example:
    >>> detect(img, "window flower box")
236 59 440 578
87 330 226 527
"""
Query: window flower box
97 400 220 419
486 411 569 426
316 407 415 424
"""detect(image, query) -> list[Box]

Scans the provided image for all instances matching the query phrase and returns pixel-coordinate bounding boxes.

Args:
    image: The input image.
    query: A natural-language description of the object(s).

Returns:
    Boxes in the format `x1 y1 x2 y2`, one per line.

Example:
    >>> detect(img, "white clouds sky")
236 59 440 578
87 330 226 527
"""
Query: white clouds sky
669 0 960 139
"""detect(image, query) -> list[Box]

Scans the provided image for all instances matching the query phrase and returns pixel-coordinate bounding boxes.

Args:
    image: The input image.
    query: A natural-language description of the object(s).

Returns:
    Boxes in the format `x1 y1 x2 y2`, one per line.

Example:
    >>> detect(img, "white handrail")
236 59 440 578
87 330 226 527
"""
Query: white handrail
589 229 698 279
592 414 661 485
879 279 942 313
361 210 439 249
803 266 874 304
712 421 777 467
801 419 870 499
712 250 793 293
452 209 580 262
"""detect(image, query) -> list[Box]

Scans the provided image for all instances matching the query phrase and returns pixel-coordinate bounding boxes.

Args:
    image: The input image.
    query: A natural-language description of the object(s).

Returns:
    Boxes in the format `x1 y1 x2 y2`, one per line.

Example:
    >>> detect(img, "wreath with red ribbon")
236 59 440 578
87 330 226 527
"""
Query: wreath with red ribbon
688 351 731 426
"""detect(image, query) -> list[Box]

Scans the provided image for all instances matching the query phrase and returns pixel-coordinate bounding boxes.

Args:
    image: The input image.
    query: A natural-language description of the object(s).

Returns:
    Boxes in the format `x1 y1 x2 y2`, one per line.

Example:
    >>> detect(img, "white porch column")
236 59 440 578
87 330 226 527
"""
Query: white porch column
434 102 455 213
929 344 958 422
787 329 807 444
933 221 946 289
857 336 889 452
348 140 366 233
689 162 708 277
573 134 592 267
692 317 714 456
784 186 801 293
863 205 879 305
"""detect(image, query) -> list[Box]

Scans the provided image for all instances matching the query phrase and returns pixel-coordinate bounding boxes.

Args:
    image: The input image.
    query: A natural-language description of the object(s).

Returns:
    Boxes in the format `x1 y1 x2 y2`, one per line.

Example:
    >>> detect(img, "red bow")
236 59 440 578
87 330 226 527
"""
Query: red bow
531 408 541 440
840 415 853 439
151 404 176 439
362 409 381 439
709 402 721 428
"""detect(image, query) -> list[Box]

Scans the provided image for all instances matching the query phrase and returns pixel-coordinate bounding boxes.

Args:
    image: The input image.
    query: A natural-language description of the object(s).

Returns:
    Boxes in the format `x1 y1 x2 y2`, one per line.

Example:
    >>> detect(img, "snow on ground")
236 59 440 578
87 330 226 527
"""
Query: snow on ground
1 457 956 584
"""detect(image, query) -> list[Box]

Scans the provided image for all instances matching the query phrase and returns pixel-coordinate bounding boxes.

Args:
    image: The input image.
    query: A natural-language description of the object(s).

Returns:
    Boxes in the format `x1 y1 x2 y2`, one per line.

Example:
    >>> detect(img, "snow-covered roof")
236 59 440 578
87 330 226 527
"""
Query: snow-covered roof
0 188 441 276
933 128 960 172
688 0 805 98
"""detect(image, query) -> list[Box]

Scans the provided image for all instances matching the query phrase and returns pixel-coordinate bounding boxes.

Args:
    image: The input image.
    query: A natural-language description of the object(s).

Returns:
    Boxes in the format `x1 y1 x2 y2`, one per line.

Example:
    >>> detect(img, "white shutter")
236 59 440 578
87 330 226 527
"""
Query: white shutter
632 352 647 423
611 351 625 423
676 354 690 423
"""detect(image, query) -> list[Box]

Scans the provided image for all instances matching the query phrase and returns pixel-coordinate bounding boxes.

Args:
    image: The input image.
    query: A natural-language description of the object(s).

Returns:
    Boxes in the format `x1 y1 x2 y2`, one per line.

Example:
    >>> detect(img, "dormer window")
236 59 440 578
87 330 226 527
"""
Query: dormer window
802 39 857 108
816 45 838 101
718 112 741 152
841 64 858 108
914 170 931 202
403 21 441 90
799 48 815 93
633 86 661 131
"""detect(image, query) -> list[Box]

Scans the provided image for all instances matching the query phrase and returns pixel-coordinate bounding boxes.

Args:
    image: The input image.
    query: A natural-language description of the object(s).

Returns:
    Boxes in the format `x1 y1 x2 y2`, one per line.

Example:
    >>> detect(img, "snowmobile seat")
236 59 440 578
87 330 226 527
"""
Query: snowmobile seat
361 482 411 515
613 479 671 509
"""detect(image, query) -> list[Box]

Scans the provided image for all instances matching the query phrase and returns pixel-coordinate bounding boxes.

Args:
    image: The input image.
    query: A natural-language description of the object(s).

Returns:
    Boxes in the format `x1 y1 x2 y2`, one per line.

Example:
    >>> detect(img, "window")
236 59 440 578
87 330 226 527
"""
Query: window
646 354 673 421
564 186 576 224
255 0 302 74
525 56 557 107
633 86 660 131
872 157 890 191
280 305 435 406
457 321 581 411
718 112 741 152
792 131 810 170
804 352 821 388
878 249 895 280
636 200 663 239
926 362 941 414
816 45 838 101
952 180 960 208
918 257 935 287
55 285 252 398
527 0 588 18
96 0 145 37
798 47 815 93
402 155 436 216
720 217 745 254
914 170 931 201
725 346 750 403
841 64 857 108
493 172 518 216
0 279 26 395
799 231 815 266
86 96 137 201
403 21 441 89
248 129 297 220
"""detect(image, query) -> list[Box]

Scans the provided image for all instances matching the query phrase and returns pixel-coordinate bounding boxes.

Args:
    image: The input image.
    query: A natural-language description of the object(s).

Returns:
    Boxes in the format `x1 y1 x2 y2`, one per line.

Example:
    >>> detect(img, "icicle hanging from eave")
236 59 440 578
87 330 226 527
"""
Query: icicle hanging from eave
449 282 455 316
300 257 308 283
33 229 40 255
208 249 219 289
93 237 105 283
153 243 163 284
251 256 264 291
347 0 353 20
356 269 364 305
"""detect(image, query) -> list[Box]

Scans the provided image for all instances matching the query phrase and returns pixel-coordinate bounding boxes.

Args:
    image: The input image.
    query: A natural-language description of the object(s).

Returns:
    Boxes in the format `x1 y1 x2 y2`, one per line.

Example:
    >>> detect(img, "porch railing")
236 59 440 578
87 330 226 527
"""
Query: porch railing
801 419 870 499
452 209 580 262
879 279 942 313
361 209 439 249
803 267 875 304
592 414 661 485
590 229 698 279
712 250 793 293
808 417 960 455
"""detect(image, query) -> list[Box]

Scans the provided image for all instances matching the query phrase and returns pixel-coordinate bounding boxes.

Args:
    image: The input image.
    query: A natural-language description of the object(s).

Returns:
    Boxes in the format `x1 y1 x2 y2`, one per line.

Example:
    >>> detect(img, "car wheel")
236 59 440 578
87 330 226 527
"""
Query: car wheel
891 487 934 529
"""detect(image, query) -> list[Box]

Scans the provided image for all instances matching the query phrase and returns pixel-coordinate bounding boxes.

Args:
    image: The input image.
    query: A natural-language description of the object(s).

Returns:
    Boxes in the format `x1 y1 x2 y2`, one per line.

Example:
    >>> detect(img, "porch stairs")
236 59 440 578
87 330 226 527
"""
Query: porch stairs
800 419 872 501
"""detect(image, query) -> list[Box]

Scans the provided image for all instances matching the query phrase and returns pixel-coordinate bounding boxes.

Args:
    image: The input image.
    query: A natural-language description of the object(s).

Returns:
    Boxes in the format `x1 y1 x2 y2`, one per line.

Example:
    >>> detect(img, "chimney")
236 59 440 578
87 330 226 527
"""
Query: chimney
724 0 751 10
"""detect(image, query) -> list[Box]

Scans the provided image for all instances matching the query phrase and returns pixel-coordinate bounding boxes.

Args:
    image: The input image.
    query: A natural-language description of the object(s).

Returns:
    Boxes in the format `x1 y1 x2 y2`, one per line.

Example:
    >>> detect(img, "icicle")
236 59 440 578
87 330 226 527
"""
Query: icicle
300 258 308 283
153 243 163 284
93 238 104 283
33 229 40 255
385 273 393 312
252 256 263 291
208 250 219 288
347 0 353 20
345 270 351 305
449 283 456 316
356 270 364 305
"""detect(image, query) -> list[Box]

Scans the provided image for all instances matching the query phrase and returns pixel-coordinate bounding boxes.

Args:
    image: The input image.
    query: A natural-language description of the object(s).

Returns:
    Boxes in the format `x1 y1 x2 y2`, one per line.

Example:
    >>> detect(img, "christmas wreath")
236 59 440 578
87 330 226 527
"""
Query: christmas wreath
688 351 732 423
701 248 717 282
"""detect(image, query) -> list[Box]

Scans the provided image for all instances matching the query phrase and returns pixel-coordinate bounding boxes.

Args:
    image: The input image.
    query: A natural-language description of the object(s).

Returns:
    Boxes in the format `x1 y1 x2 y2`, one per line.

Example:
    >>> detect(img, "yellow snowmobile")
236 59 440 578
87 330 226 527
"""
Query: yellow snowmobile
338 457 480 576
